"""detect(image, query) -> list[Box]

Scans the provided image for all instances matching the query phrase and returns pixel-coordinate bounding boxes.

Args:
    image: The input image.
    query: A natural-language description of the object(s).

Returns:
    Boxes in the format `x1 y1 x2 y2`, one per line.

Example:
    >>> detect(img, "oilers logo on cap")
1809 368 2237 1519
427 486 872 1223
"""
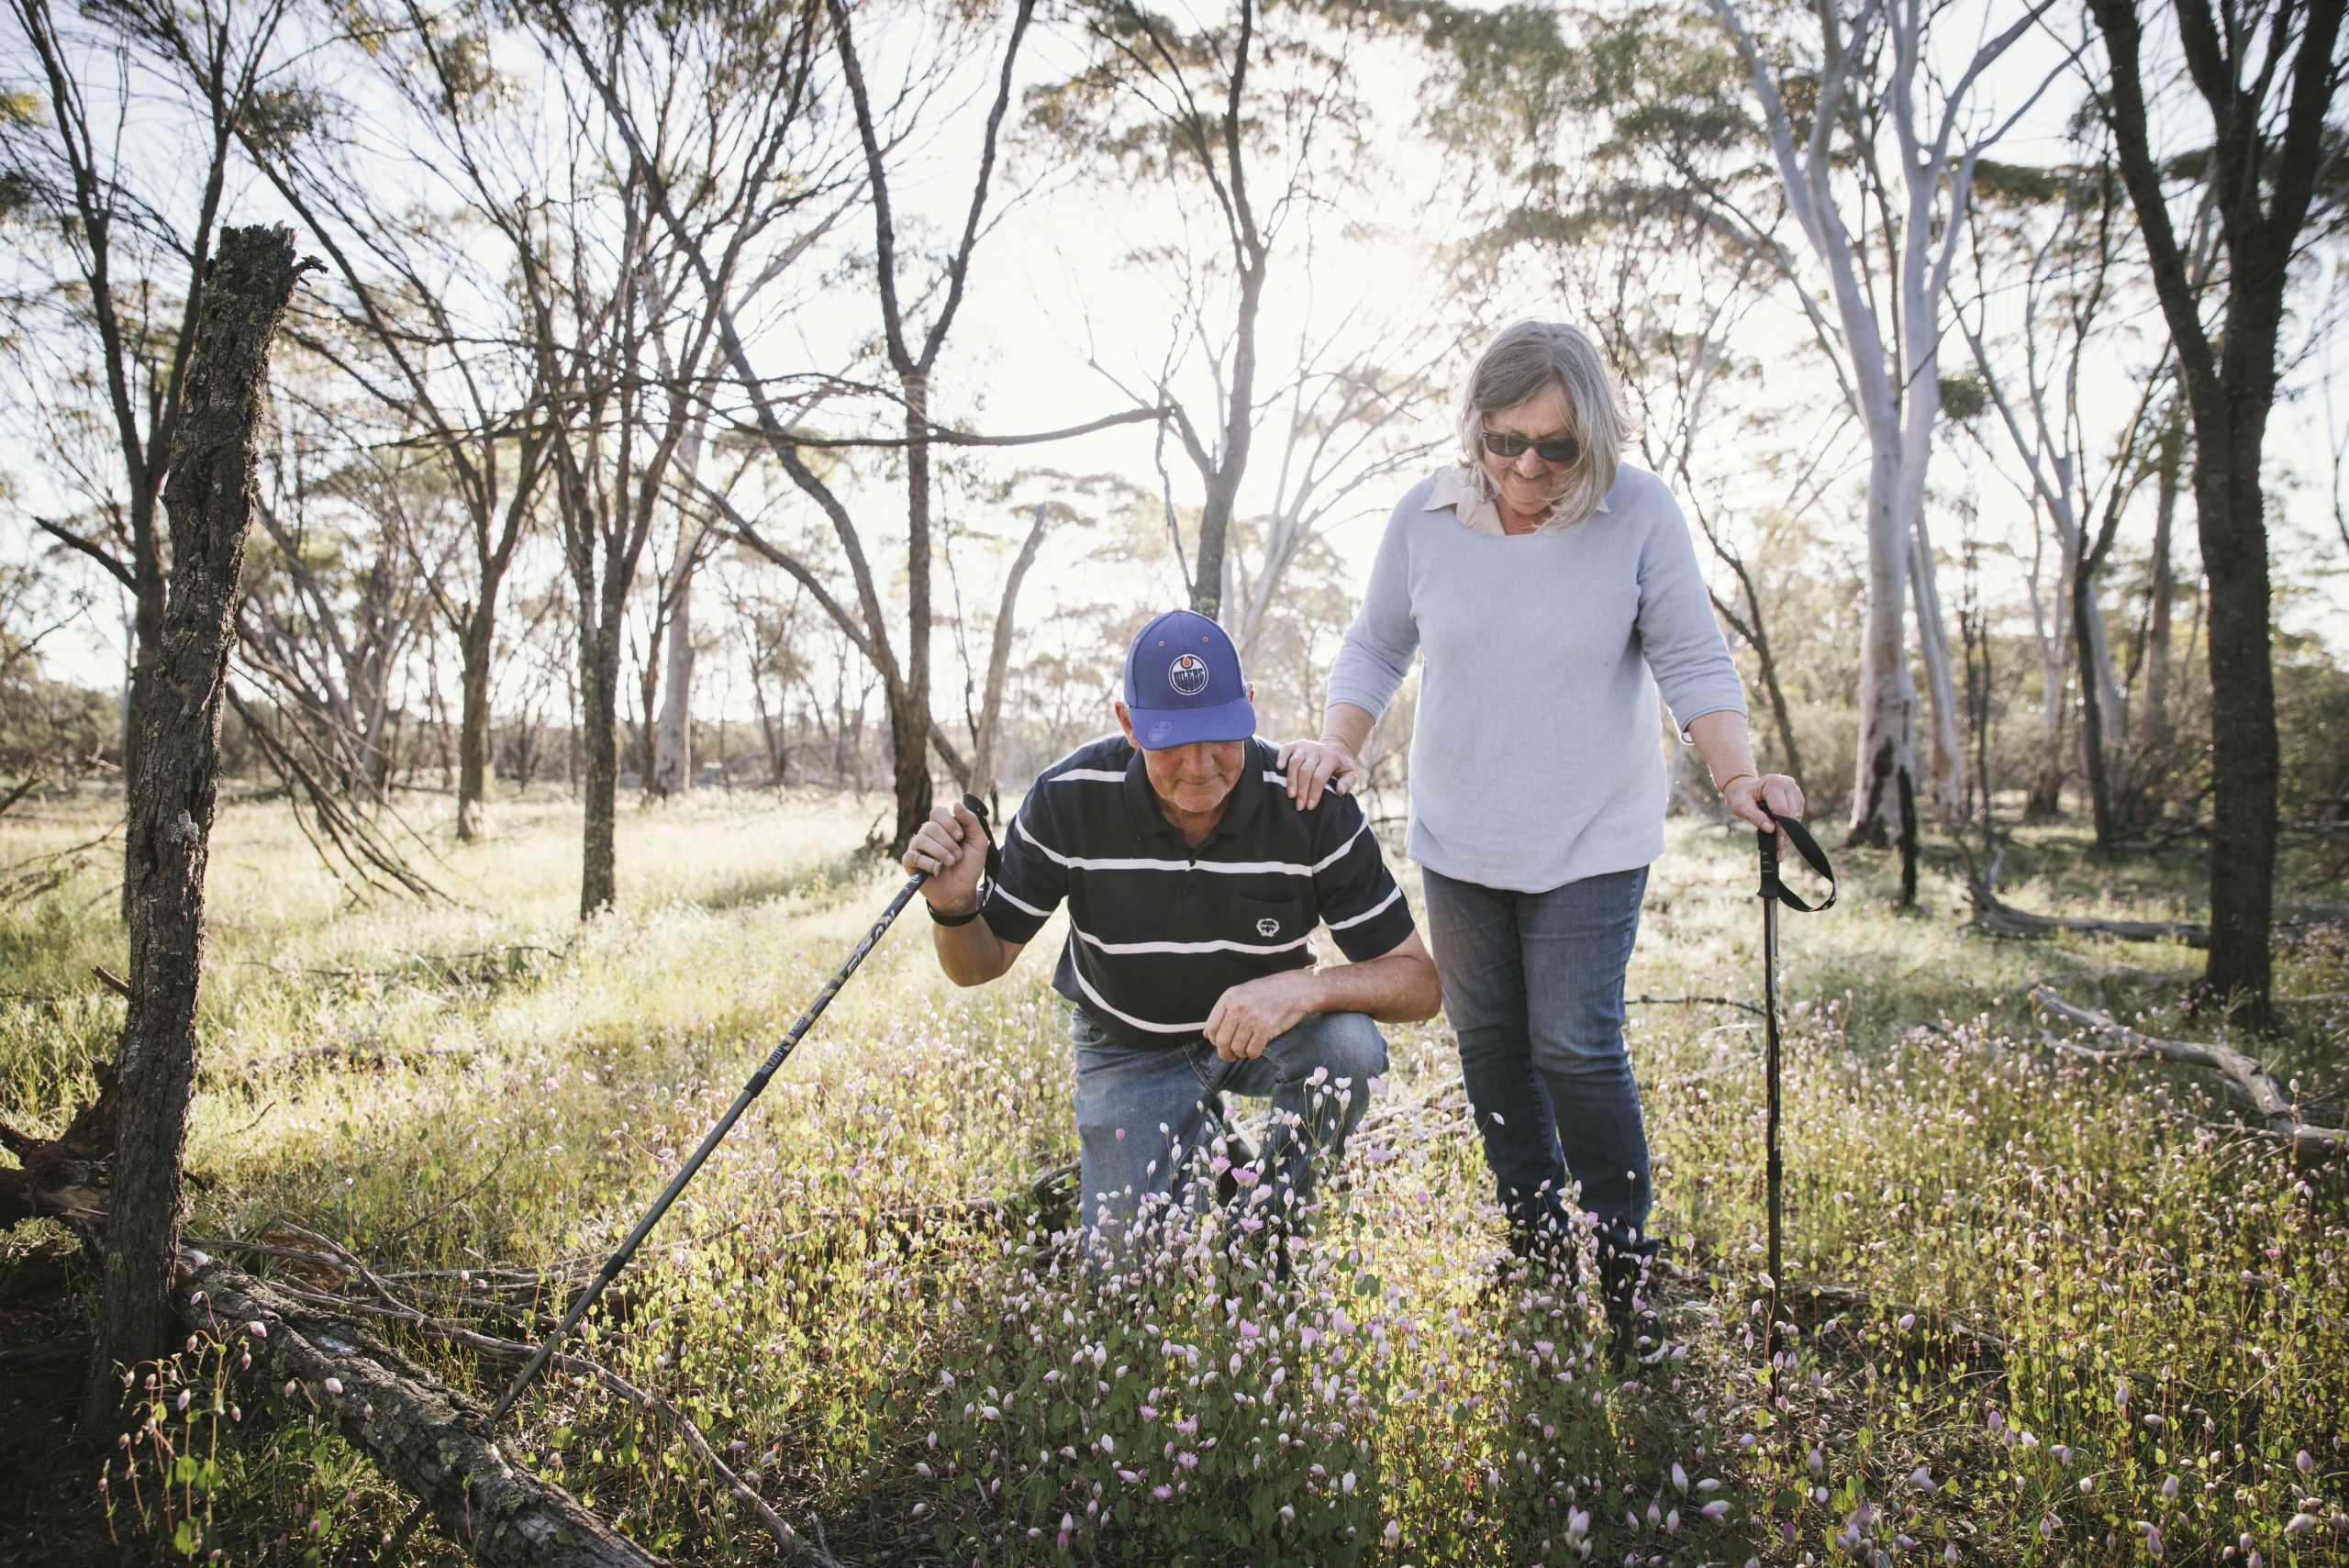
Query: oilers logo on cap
1122 607 1257 750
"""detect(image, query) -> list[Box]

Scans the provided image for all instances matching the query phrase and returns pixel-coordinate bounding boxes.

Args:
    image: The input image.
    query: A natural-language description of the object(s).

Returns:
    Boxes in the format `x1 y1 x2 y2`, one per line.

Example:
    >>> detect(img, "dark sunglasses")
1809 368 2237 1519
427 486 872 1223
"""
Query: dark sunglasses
1482 428 1583 465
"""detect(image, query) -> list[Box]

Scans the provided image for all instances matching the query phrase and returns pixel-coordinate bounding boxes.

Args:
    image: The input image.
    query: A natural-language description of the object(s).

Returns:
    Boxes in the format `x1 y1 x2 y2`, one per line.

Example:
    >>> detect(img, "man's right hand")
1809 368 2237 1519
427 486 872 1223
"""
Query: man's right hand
904 799 988 914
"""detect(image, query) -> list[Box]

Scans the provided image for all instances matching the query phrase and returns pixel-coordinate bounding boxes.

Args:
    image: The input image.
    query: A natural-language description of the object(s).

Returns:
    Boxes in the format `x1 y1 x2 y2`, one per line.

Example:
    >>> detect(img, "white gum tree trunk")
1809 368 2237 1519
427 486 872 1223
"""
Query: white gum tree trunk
652 560 696 797
1709 0 2055 843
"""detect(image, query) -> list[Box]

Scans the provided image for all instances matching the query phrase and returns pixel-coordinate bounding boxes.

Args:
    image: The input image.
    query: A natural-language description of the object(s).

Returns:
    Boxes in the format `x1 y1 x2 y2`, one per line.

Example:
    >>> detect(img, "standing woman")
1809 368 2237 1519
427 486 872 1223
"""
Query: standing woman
1280 320 1805 1353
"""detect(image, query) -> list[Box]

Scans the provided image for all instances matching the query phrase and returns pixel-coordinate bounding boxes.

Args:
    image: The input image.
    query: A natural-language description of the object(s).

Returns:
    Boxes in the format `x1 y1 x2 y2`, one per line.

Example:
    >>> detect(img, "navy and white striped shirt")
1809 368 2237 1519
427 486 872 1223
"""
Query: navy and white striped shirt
980 735 1418 1048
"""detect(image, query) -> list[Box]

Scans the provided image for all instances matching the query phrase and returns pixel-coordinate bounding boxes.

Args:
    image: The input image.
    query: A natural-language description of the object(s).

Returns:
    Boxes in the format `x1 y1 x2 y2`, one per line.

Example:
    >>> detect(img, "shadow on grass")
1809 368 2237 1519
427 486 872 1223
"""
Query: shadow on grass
236 940 574 1006
695 846 888 914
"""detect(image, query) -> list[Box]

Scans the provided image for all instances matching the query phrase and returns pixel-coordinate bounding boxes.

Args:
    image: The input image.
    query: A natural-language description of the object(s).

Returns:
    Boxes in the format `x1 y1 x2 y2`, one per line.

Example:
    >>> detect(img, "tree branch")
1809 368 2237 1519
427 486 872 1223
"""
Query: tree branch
2033 985 2346 1158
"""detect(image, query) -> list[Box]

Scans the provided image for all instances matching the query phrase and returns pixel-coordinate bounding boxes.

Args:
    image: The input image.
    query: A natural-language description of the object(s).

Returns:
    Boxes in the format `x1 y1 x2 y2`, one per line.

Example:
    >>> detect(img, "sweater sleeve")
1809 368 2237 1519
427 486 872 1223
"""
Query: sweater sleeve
1635 483 1748 736
1324 485 1423 719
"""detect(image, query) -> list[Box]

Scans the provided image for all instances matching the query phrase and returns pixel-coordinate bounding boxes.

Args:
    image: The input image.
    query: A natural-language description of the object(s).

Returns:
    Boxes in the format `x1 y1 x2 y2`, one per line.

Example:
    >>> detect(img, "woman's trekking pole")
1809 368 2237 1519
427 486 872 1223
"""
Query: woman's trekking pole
1756 810 1834 1368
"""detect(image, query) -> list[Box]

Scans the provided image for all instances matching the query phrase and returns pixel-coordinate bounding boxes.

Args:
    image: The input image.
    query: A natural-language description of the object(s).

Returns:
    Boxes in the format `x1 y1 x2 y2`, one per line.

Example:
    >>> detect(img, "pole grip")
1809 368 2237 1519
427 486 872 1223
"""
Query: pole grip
961 792 1001 882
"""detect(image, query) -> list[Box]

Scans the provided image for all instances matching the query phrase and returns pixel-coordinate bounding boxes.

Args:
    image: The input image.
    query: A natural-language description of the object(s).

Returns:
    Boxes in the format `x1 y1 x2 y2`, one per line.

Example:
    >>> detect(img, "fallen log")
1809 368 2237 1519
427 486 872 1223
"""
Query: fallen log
175 1251 664 1568
0 1332 94 1375
1954 841 2210 946
1965 883 2209 946
2032 986 2347 1159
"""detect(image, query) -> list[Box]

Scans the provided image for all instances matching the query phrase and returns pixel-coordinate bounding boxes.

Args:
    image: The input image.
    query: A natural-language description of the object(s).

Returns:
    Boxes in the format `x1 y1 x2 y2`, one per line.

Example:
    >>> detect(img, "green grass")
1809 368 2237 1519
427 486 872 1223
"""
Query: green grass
3 786 2344 1564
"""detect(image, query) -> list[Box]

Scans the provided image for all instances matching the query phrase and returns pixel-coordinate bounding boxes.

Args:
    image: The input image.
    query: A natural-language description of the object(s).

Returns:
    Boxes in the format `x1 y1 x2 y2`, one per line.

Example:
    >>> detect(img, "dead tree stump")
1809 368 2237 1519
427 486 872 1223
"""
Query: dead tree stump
83 225 313 1434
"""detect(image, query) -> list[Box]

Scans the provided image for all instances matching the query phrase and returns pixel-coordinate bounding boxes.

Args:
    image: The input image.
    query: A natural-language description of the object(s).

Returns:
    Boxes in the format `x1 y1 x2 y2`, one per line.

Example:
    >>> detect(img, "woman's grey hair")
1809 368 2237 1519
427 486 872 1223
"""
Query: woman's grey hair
1454 319 1626 529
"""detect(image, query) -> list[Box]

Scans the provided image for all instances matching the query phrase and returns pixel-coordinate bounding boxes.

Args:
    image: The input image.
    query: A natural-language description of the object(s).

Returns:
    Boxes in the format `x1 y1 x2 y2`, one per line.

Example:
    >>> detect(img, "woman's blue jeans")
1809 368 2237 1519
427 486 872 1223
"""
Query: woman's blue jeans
1421 864 1653 1263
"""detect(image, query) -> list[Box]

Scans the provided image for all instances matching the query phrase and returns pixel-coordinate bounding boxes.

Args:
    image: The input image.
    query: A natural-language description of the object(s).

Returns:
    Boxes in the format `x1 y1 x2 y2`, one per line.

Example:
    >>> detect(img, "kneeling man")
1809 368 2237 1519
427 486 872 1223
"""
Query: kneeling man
904 609 1441 1262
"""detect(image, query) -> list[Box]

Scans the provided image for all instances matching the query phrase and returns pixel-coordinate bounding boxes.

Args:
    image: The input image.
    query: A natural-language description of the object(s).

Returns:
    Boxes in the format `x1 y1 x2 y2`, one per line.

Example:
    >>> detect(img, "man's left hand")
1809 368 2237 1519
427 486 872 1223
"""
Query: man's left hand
1205 970 1321 1062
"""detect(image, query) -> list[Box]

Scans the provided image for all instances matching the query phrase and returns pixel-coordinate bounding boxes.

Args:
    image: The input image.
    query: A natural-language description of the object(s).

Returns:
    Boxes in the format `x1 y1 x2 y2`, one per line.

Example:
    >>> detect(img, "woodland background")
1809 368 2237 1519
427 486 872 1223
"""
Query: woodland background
1 0 2347 1562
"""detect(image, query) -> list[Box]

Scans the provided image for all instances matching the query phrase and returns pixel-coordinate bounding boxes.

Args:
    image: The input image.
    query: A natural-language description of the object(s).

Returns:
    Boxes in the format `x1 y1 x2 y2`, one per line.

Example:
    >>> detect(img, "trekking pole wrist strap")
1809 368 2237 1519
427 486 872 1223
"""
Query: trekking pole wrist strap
1758 811 1837 913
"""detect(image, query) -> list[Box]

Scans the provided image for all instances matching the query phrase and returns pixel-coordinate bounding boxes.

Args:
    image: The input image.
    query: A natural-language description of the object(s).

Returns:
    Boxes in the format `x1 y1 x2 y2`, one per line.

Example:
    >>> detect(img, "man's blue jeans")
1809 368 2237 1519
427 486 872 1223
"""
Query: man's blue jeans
1420 864 1653 1262
1067 1006 1388 1260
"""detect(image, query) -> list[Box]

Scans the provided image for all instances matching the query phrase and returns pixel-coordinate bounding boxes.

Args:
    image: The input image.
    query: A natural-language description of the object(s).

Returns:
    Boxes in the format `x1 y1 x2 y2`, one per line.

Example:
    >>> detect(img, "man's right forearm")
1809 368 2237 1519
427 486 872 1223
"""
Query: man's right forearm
932 907 1017 986
1320 702 1376 758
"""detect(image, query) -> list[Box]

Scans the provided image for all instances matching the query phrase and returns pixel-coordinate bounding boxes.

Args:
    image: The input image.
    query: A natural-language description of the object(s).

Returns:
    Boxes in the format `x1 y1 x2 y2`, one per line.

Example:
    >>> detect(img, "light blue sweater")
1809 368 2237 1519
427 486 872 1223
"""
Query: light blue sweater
1326 464 1748 894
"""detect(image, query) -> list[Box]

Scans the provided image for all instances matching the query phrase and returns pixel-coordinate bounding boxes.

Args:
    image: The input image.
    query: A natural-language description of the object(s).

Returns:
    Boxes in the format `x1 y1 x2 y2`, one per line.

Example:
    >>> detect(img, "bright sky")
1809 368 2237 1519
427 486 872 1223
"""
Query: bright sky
5 0 2343 731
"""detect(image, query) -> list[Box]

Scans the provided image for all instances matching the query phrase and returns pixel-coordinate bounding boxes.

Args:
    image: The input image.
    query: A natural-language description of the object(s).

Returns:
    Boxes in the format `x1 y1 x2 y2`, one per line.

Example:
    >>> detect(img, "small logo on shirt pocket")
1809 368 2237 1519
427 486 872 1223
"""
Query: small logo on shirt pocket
1255 917 1281 938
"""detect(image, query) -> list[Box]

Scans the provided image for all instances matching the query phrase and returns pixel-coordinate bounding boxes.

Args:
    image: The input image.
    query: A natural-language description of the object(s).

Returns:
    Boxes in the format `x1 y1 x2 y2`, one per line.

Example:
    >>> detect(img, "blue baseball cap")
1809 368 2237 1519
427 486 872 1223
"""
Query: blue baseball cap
1123 609 1256 750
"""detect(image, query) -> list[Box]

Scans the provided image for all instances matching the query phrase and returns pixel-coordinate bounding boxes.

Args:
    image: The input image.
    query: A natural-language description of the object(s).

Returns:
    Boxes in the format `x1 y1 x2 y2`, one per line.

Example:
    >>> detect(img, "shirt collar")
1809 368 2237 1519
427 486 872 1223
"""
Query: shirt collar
1120 738 1265 848
1425 463 1609 535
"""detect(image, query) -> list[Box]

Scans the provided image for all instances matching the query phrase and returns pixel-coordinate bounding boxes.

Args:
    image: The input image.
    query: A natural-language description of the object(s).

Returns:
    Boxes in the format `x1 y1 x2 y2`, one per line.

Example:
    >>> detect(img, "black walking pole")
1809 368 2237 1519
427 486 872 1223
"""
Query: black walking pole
1756 809 1834 1369
487 792 998 1425
383 795 996 1561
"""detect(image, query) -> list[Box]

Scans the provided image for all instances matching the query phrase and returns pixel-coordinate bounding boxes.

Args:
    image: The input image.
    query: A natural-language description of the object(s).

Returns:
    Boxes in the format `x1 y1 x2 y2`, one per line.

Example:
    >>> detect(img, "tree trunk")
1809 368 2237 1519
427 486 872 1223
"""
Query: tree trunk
2023 516 2070 820
652 564 695 797
1194 471 1241 622
634 631 659 792
1188 250 1265 623
83 226 306 1434
2075 547 2119 853
122 575 162 863
457 605 496 840
1848 446 1915 847
177 1259 662 1568
969 502 1051 807
2195 395 2279 1013
117 557 165 928
2139 414 2180 752
751 663 784 787
2080 0 2342 1026
2076 571 2125 755
1908 524 1965 825
565 644 580 796
1897 762 1919 908
886 687 932 847
580 628 620 918
1965 580 1995 859
894 375 935 853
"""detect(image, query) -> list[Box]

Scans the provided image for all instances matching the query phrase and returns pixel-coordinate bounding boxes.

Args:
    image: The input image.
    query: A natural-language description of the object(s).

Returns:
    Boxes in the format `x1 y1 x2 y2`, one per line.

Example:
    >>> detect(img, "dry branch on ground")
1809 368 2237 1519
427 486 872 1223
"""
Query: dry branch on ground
2032 985 2346 1158
1963 873 2211 946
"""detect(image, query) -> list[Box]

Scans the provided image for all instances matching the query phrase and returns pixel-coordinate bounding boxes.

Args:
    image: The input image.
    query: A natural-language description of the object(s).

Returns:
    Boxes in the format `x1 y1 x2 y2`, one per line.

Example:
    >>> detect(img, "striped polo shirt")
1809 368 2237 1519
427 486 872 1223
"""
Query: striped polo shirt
979 735 1418 1048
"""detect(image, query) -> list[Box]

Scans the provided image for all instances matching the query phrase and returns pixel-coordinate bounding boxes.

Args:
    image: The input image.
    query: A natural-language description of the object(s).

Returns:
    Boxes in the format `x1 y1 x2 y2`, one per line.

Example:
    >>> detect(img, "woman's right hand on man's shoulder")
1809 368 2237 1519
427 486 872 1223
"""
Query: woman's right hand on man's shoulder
1276 738 1360 810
